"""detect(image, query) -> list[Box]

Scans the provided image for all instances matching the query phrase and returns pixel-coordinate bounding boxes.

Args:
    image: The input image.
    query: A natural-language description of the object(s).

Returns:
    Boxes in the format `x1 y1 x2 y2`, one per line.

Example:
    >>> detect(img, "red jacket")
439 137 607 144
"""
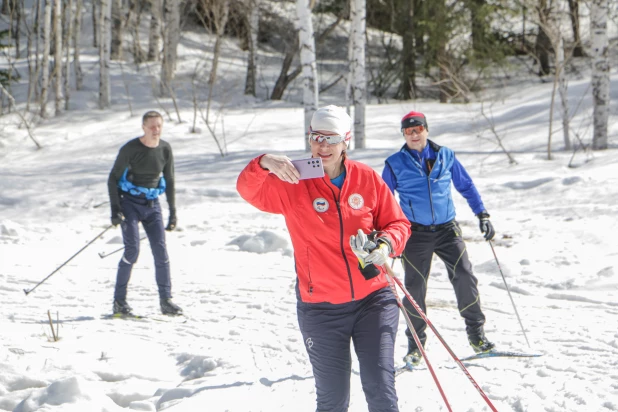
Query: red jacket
237 156 411 304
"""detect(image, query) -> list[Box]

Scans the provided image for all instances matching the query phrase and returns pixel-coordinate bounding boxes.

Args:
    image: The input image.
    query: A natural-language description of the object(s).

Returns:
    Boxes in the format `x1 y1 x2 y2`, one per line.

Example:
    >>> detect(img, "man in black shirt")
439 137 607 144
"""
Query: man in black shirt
108 111 182 316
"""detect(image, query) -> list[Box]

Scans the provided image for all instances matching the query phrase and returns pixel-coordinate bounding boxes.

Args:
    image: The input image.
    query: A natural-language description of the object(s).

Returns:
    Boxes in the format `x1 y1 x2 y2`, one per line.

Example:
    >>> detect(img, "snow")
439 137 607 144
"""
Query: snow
2 8 618 412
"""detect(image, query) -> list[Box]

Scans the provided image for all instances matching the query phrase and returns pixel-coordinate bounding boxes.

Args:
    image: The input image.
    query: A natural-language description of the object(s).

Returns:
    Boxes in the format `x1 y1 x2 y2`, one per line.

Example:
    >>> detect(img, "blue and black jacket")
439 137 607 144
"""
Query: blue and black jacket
382 140 485 226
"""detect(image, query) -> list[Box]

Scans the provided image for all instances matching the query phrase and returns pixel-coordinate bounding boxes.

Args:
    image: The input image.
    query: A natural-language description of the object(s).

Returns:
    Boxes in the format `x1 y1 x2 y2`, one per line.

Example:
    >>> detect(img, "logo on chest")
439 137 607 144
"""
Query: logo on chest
348 193 364 210
313 198 329 213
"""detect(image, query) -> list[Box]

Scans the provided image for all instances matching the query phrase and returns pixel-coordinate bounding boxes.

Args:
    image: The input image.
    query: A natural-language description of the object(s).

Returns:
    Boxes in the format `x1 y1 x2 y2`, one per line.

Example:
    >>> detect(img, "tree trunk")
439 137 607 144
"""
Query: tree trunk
99 0 111 108
205 0 229 120
556 36 570 151
398 0 416 100
53 0 62 115
64 0 72 110
160 0 179 94
590 0 609 150
296 0 318 150
345 0 354 110
40 0 52 118
110 0 123 60
92 0 98 47
270 37 300 100
351 0 366 148
566 0 583 57
26 0 39 109
147 0 161 61
73 0 83 89
534 0 551 76
244 0 259 96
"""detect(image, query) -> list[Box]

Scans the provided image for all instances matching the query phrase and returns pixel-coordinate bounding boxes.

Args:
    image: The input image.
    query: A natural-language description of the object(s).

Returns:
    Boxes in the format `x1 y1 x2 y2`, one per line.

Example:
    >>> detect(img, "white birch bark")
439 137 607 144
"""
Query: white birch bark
147 0 161 61
160 0 179 94
351 0 366 149
590 0 609 150
53 0 62 115
40 0 52 118
99 0 111 108
296 0 318 151
345 0 355 114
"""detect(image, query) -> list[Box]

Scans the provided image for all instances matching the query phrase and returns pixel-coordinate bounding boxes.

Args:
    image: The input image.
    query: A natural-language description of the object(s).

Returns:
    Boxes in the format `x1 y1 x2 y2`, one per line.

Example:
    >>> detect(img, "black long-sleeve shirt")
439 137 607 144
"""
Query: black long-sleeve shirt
108 137 175 213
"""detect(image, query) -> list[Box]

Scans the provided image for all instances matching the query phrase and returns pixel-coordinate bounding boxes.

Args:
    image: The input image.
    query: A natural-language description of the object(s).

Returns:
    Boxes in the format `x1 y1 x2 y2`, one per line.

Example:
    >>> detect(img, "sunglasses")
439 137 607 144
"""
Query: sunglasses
402 125 424 135
309 131 348 145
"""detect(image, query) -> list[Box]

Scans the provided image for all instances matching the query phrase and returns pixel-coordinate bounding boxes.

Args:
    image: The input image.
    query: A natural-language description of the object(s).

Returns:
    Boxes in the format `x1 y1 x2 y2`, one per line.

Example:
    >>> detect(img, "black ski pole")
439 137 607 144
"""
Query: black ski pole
98 236 147 259
488 240 531 348
24 225 113 295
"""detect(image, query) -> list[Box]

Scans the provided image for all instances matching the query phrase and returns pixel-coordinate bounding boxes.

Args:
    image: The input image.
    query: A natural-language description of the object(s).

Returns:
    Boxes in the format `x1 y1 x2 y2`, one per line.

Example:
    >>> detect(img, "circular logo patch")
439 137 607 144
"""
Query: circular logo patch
348 194 364 210
313 198 329 213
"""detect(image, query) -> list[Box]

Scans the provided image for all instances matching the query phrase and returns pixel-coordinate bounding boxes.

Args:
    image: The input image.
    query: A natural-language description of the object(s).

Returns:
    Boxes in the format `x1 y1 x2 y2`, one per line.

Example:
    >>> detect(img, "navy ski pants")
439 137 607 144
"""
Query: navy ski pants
114 193 172 301
401 221 486 350
297 287 400 412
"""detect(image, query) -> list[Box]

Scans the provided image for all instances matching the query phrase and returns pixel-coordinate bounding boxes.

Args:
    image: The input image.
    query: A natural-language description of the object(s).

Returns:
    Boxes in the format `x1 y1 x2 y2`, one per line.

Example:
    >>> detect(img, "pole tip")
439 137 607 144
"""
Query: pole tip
23 288 30 295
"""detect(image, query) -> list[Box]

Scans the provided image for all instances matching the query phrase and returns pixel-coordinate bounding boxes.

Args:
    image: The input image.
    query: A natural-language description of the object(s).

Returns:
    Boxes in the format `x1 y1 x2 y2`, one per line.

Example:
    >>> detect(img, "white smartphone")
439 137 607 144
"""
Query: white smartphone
291 158 324 180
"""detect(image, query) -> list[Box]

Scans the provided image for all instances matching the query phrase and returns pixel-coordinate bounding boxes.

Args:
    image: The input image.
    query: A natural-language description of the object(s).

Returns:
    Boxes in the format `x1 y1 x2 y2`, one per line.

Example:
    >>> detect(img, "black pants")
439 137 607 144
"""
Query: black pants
401 221 485 350
297 287 399 412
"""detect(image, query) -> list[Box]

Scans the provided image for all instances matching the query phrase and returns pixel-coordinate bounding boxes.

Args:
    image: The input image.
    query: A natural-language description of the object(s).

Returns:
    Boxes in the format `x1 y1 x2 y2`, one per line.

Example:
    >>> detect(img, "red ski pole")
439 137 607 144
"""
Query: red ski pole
385 274 452 411
385 262 498 412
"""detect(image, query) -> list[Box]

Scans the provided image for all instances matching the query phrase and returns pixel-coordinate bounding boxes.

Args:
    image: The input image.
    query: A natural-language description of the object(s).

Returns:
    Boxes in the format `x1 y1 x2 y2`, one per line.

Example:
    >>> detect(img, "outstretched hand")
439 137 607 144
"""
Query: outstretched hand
259 155 301 184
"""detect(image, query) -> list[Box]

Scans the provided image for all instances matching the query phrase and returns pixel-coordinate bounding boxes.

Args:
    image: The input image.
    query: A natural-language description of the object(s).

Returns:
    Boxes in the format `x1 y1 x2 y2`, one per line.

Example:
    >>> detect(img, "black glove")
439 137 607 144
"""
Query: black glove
166 209 177 231
476 211 495 241
111 206 125 227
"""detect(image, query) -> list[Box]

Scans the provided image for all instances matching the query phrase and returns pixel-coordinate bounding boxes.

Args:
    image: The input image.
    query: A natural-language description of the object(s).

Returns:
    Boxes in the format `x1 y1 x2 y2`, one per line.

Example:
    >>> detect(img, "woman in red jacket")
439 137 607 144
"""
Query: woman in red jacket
237 105 410 412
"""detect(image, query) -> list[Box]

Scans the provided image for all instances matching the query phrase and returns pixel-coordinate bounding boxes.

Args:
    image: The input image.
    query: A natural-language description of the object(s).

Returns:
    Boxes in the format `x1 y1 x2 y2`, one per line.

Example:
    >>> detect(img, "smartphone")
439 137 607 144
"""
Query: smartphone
291 158 324 180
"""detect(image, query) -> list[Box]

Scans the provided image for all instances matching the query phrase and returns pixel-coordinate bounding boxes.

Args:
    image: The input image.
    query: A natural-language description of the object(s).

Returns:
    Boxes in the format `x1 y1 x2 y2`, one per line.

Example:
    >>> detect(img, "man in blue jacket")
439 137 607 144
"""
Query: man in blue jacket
382 111 495 366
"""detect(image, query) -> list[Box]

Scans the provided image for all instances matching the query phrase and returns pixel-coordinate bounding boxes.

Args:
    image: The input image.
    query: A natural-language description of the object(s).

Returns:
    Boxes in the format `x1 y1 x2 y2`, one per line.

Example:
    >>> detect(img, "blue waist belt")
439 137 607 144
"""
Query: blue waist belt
118 168 166 200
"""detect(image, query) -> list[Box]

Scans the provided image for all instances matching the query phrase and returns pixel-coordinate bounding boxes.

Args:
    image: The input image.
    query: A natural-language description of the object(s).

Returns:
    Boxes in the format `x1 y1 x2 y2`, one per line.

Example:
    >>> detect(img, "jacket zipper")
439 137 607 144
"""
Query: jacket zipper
326 181 355 301
306 248 313 296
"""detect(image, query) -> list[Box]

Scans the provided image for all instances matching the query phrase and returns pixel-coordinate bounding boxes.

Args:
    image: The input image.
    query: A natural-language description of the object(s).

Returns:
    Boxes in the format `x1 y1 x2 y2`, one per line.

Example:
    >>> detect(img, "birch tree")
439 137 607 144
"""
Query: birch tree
99 0 111 108
350 0 366 149
345 0 354 111
296 0 318 150
64 0 73 110
40 0 52 117
160 0 180 94
590 0 609 150
73 0 84 89
111 0 123 60
148 0 161 61
244 0 260 96
53 0 62 114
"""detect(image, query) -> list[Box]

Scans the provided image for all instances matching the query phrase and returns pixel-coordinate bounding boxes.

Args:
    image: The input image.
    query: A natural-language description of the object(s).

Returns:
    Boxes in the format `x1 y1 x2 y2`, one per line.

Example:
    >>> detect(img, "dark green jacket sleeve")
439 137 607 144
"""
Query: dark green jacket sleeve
108 147 130 215
163 143 176 211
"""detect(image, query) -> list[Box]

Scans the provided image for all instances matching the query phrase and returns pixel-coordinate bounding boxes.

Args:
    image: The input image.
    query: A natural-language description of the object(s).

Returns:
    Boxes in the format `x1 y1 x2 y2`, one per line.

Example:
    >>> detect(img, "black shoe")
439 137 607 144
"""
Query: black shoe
403 347 423 366
468 333 495 353
113 299 133 315
160 298 183 315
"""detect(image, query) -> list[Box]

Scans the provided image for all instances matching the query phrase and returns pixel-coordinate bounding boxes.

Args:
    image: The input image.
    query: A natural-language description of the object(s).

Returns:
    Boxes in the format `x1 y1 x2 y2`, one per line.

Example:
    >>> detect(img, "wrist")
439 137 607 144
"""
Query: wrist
476 211 490 219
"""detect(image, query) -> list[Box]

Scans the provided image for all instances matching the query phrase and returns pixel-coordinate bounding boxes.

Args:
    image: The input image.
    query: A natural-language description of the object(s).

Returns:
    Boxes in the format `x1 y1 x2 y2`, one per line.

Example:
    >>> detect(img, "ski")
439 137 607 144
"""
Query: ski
395 362 427 377
459 350 542 362
101 313 188 323
101 313 147 321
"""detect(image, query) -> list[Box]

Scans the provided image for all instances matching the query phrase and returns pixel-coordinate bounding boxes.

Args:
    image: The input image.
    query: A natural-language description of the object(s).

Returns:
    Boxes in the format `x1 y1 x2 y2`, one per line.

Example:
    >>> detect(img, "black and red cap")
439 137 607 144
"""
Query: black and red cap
401 111 428 131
